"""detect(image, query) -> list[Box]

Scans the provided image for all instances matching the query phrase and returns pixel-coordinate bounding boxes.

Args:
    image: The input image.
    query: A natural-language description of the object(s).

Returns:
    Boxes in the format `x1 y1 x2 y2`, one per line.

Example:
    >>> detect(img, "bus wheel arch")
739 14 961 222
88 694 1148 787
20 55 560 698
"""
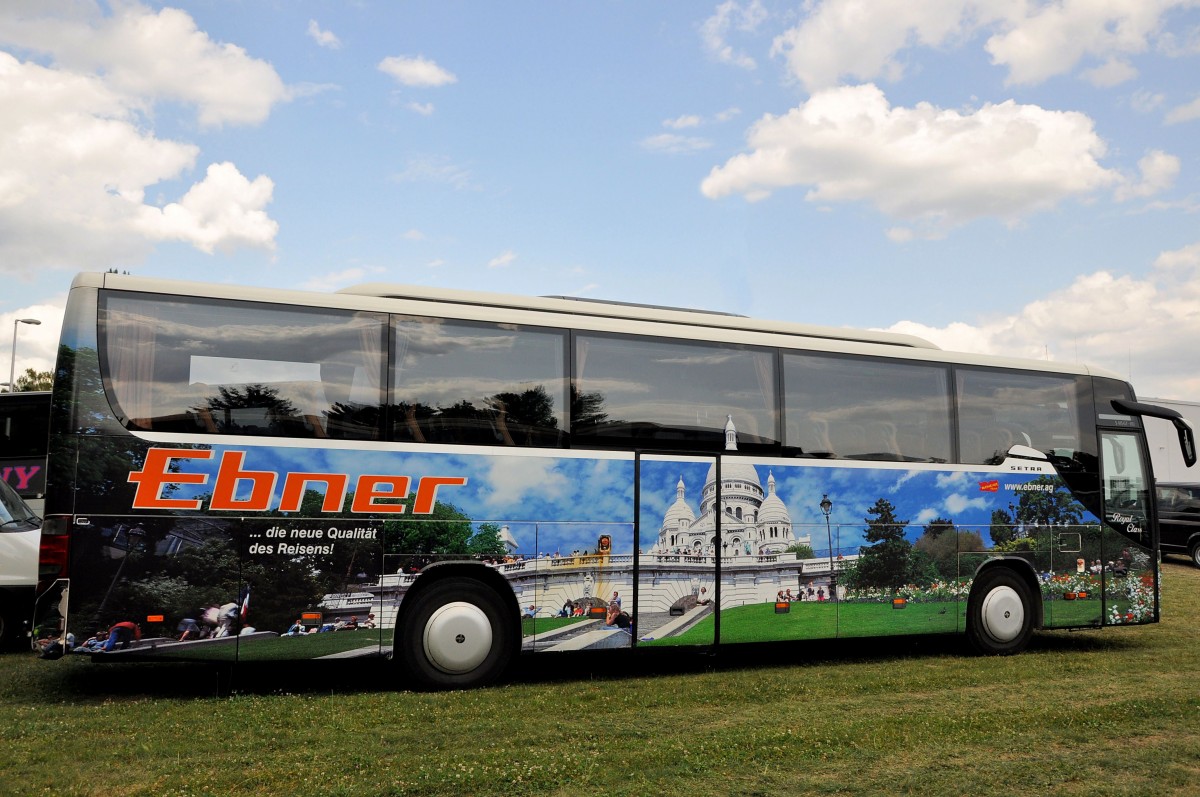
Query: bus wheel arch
966 561 1040 656
392 564 519 690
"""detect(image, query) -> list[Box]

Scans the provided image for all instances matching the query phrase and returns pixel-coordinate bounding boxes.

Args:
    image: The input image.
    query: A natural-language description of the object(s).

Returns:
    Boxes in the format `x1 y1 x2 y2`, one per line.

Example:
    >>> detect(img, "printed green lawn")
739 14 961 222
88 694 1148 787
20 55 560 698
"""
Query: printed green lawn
642 600 959 646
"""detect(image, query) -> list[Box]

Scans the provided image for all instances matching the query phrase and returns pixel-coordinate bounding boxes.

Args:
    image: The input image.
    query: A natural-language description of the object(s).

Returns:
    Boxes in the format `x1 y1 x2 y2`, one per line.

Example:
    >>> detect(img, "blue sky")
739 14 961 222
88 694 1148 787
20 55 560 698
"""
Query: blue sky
2 2 1200 399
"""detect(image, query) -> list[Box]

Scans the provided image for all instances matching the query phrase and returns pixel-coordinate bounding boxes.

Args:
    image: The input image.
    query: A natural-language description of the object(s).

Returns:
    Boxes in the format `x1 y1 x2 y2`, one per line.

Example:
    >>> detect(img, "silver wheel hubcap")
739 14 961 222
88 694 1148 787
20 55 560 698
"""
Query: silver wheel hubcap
423 601 493 675
980 585 1024 643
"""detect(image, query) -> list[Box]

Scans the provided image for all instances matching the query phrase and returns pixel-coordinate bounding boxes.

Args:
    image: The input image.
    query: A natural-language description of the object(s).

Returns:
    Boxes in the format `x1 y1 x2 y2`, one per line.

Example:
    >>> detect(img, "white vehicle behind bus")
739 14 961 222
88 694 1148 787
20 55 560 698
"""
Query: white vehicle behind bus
0 475 41 647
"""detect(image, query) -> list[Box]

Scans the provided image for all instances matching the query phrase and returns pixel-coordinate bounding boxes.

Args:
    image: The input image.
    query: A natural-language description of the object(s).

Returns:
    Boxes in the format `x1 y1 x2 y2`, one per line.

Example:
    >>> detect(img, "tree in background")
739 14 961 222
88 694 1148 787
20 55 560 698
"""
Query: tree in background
12 368 53 392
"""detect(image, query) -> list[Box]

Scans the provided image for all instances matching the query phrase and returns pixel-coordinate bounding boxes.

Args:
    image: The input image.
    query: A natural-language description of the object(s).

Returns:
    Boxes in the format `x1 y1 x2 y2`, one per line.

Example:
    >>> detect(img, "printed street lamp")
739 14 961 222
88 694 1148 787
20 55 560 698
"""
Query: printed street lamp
8 318 42 392
820 494 836 601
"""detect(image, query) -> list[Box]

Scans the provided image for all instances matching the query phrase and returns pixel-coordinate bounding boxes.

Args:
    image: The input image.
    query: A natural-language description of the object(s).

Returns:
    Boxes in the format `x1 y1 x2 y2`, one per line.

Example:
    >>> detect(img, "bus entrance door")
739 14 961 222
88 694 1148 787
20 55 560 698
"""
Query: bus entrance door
635 454 718 648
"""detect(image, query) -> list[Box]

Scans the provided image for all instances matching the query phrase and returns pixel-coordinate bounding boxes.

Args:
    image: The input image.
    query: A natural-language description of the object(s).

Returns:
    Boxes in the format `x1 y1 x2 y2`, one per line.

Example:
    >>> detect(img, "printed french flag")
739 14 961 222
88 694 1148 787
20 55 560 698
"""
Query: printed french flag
239 585 251 621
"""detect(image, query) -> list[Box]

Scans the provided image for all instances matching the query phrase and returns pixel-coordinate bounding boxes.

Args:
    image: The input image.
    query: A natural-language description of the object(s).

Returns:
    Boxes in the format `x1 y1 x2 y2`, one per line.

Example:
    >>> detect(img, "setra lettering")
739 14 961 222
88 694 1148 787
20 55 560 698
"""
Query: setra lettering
127 447 467 514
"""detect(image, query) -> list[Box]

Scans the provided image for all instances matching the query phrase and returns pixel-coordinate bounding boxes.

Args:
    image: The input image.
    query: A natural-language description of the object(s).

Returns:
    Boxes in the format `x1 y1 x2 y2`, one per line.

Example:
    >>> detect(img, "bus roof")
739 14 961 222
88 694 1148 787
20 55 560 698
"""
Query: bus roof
72 271 1123 380
77 272 937 350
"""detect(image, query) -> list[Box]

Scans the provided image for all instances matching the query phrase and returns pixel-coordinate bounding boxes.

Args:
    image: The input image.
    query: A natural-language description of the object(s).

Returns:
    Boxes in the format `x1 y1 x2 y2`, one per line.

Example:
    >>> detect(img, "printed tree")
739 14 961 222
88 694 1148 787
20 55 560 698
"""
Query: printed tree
990 475 1086 552
852 498 913 592
914 517 985 581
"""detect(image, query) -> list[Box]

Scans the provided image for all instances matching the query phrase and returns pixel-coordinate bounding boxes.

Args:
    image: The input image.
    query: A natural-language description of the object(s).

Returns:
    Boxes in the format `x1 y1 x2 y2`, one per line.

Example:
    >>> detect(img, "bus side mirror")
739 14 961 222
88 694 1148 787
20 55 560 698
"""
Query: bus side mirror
1111 399 1198 469
1175 418 1197 468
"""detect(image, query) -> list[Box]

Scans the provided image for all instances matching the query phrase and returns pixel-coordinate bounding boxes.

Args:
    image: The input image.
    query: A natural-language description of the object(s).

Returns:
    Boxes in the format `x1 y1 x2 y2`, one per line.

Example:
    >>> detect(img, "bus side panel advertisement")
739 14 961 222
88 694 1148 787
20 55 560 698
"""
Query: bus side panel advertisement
57 442 1152 661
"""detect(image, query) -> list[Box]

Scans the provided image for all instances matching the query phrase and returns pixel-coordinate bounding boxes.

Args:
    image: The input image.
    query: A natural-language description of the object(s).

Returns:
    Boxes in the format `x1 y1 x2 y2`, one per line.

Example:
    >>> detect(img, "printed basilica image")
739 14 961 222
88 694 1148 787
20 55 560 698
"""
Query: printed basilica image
657 464 808 557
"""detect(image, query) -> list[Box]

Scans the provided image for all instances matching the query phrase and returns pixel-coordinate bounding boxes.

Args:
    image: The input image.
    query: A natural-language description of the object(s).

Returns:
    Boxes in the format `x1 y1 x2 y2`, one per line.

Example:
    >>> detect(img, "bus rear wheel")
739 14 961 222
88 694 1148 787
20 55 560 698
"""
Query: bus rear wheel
967 567 1034 655
395 577 516 690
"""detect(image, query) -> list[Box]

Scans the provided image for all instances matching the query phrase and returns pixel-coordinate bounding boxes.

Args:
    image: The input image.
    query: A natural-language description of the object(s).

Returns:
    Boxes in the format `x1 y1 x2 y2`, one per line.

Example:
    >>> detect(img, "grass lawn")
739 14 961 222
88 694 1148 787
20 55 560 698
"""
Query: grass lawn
2 560 1197 796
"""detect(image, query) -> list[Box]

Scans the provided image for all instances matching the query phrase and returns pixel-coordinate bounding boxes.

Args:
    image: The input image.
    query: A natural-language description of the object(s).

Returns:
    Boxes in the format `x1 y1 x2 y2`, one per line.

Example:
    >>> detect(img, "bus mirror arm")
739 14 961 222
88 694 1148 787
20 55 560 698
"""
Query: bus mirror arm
1112 399 1198 468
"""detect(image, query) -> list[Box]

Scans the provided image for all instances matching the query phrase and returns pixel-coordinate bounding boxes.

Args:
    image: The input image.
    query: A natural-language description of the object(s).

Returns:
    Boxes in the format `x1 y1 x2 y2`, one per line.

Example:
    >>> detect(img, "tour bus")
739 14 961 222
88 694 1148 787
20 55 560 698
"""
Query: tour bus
1 390 50 515
33 272 1194 687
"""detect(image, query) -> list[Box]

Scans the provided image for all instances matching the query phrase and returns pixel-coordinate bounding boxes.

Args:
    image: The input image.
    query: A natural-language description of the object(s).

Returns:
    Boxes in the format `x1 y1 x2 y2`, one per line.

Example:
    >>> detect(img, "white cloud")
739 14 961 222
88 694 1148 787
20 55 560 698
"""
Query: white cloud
0 52 278 274
1114 149 1180 200
700 0 768 70
641 133 713 154
2 301 66 380
884 241 1200 399
770 1 1194 92
488 250 517 269
132 162 277 253
1081 57 1138 87
482 458 568 509
307 19 341 50
945 493 989 514
771 0 982 92
391 156 476 190
984 0 1184 87
1130 89 1166 113
0 2 289 127
406 101 435 116
701 84 1118 236
1165 96 1200 124
664 114 703 129
378 55 457 87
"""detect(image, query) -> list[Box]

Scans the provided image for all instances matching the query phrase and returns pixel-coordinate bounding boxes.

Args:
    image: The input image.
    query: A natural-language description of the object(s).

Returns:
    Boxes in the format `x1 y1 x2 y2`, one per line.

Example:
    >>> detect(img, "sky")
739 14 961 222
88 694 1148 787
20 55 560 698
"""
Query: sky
2 1 1199 399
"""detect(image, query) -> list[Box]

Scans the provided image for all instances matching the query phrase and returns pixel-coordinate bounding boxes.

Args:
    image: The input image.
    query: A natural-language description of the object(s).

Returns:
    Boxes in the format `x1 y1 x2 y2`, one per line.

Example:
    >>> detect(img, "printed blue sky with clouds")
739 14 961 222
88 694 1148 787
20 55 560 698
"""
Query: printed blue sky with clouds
2 2 1199 400
160 443 1080 557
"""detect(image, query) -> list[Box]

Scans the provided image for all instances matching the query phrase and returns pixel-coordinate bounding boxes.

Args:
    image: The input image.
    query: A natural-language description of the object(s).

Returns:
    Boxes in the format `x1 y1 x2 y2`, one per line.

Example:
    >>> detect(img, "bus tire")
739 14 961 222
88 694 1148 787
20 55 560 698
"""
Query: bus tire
966 567 1034 655
395 577 516 690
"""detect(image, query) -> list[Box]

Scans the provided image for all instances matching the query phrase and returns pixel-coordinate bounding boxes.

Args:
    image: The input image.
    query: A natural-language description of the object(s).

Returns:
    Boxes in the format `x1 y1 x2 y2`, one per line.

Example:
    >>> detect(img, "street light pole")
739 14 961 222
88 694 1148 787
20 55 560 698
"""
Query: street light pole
8 317 41 392
820 494 835 601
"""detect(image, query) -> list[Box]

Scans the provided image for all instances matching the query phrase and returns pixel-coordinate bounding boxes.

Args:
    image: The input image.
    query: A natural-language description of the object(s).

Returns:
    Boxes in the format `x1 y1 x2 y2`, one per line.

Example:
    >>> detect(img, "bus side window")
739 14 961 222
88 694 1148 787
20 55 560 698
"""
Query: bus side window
100 293 387 440
391 317 568 448
783 353 951 463
956 368 1084 466
570 333 779 451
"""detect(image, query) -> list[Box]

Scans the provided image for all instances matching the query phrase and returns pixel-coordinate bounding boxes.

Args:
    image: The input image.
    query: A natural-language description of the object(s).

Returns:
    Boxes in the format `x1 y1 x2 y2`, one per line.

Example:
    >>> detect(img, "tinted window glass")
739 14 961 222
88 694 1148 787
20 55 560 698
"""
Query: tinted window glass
783 354 951 462
573 334 778 449
0 393 50 457
391 317 566 447
1102 431 1151 524
101 293 386 439
958 369 1083 465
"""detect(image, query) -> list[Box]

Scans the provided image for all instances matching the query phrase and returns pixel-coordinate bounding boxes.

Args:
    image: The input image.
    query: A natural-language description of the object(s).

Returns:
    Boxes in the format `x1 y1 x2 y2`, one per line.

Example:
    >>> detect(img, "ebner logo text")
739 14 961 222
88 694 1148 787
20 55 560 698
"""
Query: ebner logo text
128 448 467 514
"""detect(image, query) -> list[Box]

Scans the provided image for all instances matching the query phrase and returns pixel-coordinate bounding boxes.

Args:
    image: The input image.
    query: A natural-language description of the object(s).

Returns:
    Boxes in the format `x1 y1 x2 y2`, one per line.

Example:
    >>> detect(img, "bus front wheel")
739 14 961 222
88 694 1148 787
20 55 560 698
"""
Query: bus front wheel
967 567 1034 655
395 577 516 690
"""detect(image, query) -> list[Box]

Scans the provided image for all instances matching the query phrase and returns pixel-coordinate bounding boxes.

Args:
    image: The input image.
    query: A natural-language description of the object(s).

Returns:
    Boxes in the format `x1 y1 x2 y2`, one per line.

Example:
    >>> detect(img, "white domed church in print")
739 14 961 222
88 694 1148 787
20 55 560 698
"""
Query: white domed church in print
657 463 811 557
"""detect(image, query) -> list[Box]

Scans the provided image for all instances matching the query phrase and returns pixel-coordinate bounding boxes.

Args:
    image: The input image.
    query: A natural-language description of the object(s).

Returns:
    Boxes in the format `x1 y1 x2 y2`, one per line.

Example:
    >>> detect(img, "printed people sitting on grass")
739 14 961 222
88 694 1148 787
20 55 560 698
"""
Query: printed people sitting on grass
605 592 631 629
103 621 141 651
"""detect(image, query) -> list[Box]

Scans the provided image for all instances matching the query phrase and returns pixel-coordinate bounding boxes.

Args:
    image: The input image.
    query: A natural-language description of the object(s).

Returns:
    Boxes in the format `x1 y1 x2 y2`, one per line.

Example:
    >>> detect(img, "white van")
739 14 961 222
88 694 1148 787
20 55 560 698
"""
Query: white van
0 476 40 648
